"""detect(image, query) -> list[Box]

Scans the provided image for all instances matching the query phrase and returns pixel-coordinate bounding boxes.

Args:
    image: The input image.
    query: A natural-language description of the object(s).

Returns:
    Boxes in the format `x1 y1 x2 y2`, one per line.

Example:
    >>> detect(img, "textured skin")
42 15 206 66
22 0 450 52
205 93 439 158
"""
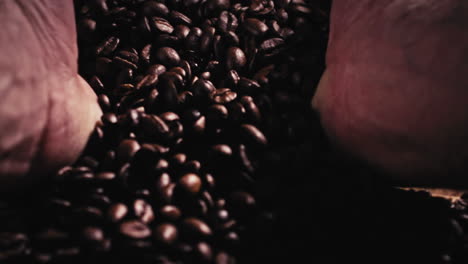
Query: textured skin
0 0 101 190
313 0 468 186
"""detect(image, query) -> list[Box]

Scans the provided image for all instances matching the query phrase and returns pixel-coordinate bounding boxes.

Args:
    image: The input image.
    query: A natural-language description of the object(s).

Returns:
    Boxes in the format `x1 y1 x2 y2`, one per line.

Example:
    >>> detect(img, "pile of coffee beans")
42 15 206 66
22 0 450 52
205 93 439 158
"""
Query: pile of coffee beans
0 0 467 263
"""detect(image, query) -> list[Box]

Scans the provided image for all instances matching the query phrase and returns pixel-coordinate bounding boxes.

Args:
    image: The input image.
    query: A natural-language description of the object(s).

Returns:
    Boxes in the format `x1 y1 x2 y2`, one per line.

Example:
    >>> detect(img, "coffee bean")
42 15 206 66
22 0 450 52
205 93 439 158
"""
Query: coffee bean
211 88 237 104
81 226 104 242
156 47 181 67
195 242 213 262
182 217 212 236
142 1 169 17
239 144 255 173
133 199 155 223
96 36 119 56
154 223 178 245
157 206 181 222
141 114 170 137
244 18 268 36
185 27 203 50
160 183 176 204
207 104 228 122
200 27 216 54
178 173 202 195
240 124 268 146
215 252 235 264
206 0 230 12
211 144 232 156
260 38 284 53
226 47 246 70
156 173 171 192
119 220 151 239
107 203 128 222
151 17 174 34
117 139 141 162
170 10 192 25
192 79 216 98
218 11 238 33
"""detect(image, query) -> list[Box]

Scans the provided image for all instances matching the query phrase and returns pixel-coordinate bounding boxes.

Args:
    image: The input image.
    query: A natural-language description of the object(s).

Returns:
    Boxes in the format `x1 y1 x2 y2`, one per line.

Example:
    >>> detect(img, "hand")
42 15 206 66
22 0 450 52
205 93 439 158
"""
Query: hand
313 0 468 186
0 0 101 190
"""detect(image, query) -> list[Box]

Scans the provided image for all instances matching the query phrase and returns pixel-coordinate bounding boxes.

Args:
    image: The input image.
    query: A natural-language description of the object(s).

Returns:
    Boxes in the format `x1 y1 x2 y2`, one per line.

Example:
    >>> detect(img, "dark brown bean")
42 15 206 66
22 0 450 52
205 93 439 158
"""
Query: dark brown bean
226 47 246 70
211 88 237 104
117 139 141 162
133 199 155 223
159 205 182 221
142 1 169 17
240 124 268 146
107 203 128 222
151 17 174 34
81 226 104 242
119 220 151 239
244 18 268 36
182 217 212 236
260 38 284 52
96 36 119 56
178 173 202 195
154 223 178 245
156 47 181 67
170 10 192 25
147 64 167 76
195 242 213 262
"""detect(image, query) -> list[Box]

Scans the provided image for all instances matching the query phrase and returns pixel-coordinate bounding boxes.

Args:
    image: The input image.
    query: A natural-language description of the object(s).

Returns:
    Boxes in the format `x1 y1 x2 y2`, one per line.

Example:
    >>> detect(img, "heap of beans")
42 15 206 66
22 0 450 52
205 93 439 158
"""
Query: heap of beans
0 0 467 263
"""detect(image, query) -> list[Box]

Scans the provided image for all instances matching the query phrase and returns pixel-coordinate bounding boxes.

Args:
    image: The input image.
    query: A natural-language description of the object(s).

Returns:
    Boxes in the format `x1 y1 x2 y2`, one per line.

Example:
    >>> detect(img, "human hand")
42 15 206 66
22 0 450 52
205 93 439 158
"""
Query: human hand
313 0 468 186
0 0 101 190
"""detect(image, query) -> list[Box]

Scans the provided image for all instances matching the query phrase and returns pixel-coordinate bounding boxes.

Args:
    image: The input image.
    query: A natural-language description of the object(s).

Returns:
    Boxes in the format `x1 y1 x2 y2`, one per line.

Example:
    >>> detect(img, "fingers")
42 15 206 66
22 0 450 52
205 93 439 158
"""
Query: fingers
0 0 101 190
314 0 468 186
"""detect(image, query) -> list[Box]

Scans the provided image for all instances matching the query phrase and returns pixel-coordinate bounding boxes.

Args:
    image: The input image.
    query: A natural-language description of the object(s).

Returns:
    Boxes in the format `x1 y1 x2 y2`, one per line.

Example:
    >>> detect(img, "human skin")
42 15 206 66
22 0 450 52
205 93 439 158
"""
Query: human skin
313 0 468 186
0 0 101 191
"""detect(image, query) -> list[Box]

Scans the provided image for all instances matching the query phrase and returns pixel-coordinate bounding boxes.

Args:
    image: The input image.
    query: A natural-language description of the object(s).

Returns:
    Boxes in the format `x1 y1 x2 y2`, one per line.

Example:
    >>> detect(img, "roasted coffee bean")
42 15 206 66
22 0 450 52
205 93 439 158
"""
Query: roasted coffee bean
244 18 268 36
185 27 203 50
96 36 119 56
218 11 238 33
156 47 181 67
200 27 216 54
260 38 285 53
206 0 231 12
154 223 178 245
178 173 202 195
211 144 233 156
147 64 167 76
117 139 141 162
215 252 236 264
142 1 169 17
151 17 174 34
141 114 170 136
182 217 212 237
133 199 155 223
159 205 182 221
207 104 228 122
240 124 268 146
156 173 171 191
89 76 105 94
170 10 192 25
174 24 191 40
240 96 261 122
225 47 246 70
160 183 176 204
192 79 216 98
195 242 213 262
107 203 128 222
211 88 237 104
224 31 240 46
81 226 104 242
119 220 151 239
